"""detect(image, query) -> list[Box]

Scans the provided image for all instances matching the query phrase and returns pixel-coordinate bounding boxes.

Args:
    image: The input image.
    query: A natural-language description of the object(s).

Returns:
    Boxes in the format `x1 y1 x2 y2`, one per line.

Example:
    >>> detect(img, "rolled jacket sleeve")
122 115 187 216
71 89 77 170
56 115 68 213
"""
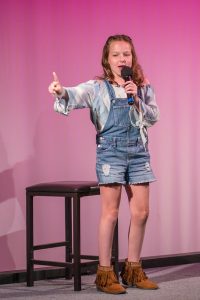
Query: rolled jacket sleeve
54 80 98 115
140 84 160 127
53 80 111 132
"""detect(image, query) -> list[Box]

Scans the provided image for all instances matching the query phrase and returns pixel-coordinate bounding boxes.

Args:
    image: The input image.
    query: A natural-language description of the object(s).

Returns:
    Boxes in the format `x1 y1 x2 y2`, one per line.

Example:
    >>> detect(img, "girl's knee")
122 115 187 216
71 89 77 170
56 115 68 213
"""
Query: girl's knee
132 210 149 224
102 208 119 224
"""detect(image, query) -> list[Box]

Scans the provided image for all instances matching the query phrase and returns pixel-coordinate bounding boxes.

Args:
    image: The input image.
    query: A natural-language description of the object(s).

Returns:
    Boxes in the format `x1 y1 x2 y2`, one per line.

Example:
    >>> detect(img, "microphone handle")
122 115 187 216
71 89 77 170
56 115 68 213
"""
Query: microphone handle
125 76 134 105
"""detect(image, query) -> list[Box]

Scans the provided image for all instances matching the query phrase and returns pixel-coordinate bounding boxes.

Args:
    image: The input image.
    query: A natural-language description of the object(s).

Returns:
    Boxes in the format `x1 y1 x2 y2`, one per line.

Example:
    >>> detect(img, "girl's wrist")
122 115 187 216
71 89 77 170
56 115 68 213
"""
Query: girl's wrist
57 88 66 99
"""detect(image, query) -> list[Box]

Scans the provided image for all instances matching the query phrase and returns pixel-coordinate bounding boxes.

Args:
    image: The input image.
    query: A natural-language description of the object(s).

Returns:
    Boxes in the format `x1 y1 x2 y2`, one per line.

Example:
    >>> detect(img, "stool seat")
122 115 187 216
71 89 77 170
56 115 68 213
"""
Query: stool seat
26 180 119 291
26 181 99 193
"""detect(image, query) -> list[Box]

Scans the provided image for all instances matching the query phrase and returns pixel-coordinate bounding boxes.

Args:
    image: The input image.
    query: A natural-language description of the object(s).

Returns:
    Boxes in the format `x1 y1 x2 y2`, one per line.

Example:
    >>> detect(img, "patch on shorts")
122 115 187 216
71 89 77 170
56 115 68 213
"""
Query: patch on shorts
102 164 110 176
145 162 151 171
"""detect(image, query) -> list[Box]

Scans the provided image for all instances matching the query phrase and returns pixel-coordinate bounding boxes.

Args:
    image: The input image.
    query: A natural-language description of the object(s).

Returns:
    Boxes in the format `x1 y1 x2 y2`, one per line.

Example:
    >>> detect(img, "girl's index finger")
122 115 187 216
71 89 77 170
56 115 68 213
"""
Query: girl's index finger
53 72 59 82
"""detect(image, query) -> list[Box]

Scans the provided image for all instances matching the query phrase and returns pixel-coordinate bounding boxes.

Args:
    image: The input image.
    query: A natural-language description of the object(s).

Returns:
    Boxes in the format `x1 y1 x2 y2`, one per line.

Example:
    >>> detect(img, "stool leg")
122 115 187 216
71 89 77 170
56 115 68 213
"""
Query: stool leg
65 197 72 279
112 219 119 278
26 193 34 286
73 194 81 291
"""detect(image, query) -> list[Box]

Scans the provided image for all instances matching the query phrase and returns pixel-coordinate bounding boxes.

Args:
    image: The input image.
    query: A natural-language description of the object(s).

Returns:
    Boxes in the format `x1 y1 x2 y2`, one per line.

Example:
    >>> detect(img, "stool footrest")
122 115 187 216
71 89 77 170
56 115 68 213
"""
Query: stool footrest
33 259 73 268
79 255 99 260
32 258 100 268
33 241 69 250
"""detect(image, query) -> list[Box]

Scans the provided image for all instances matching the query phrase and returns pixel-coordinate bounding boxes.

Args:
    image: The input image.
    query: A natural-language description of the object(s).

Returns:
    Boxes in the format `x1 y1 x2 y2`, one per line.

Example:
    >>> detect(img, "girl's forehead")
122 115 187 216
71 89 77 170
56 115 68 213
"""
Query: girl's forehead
109 41 131 51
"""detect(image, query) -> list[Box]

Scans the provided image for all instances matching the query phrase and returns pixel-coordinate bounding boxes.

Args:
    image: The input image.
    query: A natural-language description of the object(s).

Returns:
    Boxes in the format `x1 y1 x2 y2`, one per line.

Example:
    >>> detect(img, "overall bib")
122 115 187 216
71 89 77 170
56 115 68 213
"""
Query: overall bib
96 80 156 185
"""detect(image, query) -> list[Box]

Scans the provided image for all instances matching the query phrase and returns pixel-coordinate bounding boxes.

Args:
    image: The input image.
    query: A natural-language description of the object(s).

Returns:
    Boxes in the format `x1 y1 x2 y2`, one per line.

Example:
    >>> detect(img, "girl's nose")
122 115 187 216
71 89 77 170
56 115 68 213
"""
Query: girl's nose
119 54 126 61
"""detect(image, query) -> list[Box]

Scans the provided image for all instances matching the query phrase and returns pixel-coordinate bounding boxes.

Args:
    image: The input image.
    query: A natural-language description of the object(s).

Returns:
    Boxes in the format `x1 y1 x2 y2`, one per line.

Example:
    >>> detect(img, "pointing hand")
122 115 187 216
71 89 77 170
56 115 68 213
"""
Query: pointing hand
48 72 65 97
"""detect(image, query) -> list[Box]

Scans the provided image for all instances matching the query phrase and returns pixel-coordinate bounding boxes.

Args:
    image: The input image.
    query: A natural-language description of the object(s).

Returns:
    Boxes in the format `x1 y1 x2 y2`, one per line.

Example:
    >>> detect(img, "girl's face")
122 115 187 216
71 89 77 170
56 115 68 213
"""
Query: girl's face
108 40 132 83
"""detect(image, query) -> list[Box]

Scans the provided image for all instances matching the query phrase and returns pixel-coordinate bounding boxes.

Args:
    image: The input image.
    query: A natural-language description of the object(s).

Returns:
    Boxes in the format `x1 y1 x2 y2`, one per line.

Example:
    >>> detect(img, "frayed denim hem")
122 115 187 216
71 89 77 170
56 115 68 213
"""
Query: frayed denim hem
128 178 156 185
98 181 126 186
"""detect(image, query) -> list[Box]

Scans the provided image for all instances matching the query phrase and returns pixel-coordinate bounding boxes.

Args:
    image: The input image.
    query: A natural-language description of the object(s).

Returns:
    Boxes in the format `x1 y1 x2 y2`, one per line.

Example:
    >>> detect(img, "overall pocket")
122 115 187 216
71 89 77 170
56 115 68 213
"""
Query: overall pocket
96 140 115 152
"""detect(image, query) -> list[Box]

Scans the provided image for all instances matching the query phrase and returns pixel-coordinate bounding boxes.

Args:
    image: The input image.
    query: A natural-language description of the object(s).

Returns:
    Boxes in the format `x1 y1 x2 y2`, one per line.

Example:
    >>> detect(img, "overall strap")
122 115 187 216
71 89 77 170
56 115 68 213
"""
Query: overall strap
104 80 116 100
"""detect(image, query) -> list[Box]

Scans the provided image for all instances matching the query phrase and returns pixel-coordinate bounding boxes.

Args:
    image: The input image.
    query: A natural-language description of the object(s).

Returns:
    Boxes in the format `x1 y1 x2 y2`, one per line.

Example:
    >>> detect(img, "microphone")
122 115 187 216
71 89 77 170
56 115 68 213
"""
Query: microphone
121 66 134 105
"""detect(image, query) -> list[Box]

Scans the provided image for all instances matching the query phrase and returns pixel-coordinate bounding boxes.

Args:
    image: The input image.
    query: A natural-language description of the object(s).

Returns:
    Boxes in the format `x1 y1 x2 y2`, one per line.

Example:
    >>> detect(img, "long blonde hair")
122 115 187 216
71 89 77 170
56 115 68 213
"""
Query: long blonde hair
101 34 145 86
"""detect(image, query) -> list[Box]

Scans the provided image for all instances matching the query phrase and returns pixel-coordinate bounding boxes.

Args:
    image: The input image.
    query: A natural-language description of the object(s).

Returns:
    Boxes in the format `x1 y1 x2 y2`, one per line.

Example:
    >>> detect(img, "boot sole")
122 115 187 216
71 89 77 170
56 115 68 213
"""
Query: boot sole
122 284 159 290
97 287 127 294
122 280 159 290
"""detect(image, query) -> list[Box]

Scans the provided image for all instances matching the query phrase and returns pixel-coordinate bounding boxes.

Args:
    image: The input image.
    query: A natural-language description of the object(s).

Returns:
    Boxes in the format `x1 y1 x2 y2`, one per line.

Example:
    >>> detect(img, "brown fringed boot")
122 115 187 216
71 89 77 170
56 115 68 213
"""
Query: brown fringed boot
95 265 126 294
120 259 158 290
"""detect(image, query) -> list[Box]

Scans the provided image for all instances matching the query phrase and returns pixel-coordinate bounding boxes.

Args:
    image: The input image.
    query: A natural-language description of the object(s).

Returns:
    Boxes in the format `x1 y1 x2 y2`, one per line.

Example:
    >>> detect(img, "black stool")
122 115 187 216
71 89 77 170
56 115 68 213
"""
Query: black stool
26 181 119 291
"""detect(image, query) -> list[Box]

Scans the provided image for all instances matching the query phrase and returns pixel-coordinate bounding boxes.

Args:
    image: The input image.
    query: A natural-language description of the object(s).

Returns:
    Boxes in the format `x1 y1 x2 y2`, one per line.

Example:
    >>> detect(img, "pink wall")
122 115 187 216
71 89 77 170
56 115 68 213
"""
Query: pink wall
0 0 200 272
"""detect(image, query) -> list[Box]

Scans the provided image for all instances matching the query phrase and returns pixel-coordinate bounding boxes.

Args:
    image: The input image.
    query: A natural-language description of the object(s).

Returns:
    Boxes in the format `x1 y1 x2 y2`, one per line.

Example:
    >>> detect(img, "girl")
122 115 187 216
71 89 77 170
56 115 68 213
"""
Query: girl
48 34 159 294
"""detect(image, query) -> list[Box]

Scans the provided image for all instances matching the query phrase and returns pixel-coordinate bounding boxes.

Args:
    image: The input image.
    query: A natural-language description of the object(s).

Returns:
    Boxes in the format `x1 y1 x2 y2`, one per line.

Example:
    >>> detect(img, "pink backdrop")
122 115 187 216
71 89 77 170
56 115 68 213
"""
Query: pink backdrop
0 0 200 272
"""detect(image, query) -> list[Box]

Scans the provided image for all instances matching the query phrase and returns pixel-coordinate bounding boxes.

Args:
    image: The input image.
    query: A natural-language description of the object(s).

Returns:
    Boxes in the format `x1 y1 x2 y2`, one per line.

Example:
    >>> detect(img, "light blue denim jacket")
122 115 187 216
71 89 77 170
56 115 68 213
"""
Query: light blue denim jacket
54 80 159 145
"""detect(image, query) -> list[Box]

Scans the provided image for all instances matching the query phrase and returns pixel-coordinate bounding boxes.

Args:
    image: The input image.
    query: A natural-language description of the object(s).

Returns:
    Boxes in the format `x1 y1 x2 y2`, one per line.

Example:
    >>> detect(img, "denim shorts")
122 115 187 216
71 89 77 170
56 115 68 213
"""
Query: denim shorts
96 136 156 185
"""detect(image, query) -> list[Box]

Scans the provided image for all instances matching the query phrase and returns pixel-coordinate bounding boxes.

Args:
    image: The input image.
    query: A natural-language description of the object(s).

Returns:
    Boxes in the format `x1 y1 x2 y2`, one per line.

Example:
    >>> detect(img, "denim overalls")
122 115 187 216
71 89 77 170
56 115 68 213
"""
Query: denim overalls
96 80 156 185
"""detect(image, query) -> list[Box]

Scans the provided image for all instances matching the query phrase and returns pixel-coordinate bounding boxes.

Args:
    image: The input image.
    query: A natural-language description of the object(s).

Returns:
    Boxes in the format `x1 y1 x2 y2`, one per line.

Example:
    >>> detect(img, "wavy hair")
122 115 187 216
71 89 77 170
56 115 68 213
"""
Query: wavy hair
100 34 145 86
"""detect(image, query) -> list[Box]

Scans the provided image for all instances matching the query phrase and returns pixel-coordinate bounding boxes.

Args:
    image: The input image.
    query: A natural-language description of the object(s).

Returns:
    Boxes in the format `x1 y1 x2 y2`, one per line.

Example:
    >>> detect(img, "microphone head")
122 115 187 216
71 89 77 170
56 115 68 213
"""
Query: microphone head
121 66 133 79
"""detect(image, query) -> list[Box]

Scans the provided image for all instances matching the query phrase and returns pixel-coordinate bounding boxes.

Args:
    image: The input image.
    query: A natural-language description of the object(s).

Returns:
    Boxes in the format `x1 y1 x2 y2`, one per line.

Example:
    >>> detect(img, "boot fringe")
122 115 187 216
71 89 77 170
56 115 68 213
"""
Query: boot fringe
121 261 147 285
120 260 158 289
95 269 118 287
